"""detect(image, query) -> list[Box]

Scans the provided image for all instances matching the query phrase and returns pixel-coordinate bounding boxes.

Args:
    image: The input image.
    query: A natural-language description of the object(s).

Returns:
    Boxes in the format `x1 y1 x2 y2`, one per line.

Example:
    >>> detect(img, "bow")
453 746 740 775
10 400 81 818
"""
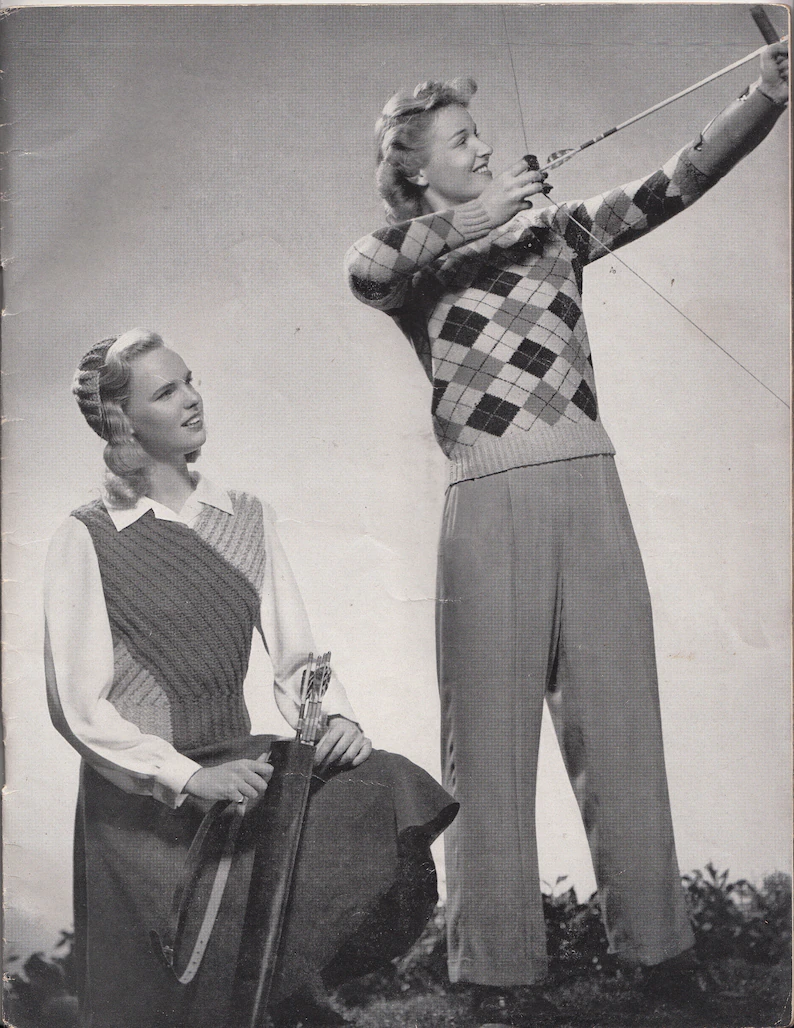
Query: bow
500 6 788 408
544 34 787 172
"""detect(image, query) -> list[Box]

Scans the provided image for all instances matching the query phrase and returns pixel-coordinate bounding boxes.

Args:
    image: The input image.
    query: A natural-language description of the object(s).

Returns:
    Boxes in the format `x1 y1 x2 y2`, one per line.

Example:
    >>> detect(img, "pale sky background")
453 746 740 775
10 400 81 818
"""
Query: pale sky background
2 3 790 967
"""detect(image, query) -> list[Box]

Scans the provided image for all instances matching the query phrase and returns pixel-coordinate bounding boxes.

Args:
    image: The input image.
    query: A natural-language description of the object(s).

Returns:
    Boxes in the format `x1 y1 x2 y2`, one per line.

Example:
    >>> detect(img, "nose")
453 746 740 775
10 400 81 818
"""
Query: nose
476 138 493 158
183 382 201 407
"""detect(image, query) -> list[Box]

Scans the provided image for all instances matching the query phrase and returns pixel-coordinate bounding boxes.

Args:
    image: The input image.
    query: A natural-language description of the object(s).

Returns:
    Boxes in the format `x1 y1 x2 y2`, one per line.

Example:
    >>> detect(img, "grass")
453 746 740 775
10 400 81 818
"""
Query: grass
4 867 791 1028
332 867 792 1028
340 960 792 1028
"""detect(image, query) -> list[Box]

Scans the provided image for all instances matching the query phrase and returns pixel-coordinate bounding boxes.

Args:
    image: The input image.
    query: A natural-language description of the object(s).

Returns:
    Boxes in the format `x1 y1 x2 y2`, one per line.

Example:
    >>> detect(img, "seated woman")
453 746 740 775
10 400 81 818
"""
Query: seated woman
44 328 457 1028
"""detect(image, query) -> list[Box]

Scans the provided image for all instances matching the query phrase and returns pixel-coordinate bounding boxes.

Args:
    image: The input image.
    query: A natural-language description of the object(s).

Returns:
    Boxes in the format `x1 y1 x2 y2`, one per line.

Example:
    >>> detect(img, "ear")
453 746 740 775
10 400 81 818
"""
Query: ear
407 168 429 188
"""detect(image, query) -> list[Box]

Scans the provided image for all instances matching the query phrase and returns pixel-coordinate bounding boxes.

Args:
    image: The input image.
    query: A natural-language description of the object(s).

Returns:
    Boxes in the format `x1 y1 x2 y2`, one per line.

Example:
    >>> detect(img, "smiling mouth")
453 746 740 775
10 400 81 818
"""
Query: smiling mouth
183 414 203 428
473 165 491 175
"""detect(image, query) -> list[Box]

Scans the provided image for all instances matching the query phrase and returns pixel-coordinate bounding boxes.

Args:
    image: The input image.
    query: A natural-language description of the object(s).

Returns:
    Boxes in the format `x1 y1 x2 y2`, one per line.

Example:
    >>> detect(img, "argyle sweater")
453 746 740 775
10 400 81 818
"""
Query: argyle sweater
347 146 714 483
72 492 266 752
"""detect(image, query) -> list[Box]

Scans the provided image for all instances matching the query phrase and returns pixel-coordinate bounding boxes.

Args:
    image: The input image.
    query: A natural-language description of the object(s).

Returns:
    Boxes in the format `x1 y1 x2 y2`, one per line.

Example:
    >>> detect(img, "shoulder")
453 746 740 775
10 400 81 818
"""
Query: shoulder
45 513 100 578
70 497 108 524
210 490 272 592
227 489 272 523
225 491 283 553
52 513 95 545
229 490 280 520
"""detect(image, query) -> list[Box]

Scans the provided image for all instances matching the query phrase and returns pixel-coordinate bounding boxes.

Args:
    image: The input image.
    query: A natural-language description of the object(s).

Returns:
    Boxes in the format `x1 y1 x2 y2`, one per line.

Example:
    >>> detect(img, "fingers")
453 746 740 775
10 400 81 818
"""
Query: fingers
770 42 789 76
479 156 554 227
502 160 551 208
235 780 260 801
253 752 274 779
314 720 371 771
312 722 339 767
240 758 273 789
520 181 553 209
222 758 273 804
314 720 350 769
184 760 273 804
318 736 349 771
348 736 373 768
762 41 789 83
330 730 369 769
506 158 547 185
335 732 372 769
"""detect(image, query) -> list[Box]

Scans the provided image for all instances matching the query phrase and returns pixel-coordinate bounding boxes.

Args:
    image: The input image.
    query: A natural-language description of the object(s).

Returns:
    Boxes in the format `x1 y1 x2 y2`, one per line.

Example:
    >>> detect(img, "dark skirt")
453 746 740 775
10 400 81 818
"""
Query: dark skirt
73 738 457 1028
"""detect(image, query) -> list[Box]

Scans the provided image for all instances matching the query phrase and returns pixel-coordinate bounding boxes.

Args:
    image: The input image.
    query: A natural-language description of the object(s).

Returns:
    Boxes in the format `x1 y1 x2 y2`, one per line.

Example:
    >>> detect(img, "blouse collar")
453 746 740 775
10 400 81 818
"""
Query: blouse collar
106 473 234 532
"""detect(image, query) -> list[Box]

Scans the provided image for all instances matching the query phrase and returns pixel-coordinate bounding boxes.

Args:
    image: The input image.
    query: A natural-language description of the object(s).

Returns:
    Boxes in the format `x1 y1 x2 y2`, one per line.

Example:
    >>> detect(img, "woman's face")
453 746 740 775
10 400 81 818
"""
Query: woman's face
124 346 206 461
415 105 493 211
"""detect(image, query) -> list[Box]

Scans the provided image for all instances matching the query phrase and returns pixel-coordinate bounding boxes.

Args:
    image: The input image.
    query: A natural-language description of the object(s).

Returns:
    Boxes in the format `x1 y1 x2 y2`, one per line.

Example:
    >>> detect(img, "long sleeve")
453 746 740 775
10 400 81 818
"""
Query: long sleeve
345 199 493 311
684 79 786 181
259 506 357 729
545 82 786 266
539 147 713 266
44 517 201 808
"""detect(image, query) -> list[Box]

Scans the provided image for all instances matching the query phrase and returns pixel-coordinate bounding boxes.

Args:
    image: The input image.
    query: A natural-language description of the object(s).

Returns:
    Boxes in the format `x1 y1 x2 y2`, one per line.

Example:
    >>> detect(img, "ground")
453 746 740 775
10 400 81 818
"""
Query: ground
342 960 791 1028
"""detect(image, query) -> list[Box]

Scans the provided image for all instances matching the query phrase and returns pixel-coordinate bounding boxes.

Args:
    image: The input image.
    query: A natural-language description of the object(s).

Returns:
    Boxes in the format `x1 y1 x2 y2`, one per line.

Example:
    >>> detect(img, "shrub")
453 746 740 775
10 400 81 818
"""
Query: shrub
683 864 792 964
541 876 611 976
3 931 78 1028
5 867 791 1019
338 866 792 1004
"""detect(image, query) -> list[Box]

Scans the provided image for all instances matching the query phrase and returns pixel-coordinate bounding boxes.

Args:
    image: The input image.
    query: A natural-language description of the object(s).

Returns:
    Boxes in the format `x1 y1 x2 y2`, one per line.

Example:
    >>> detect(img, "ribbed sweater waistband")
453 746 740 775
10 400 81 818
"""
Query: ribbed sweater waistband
446 419 616 484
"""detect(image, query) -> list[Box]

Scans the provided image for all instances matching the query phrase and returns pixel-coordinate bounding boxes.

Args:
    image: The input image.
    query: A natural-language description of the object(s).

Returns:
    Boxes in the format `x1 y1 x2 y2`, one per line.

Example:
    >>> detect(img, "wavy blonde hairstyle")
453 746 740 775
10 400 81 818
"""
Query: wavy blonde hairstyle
72 328 200 508
375 77 477 223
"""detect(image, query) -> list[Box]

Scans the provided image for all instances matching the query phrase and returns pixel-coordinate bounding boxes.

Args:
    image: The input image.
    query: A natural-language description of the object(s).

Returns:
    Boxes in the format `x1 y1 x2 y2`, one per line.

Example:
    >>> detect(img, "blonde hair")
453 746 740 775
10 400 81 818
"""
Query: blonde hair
72 328 200 509
375 77 477 223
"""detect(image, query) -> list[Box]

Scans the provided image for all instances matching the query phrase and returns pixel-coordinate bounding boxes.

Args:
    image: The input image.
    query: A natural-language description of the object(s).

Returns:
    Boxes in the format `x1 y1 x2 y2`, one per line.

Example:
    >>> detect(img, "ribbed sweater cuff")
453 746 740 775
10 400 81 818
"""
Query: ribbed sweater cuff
450 200 494 241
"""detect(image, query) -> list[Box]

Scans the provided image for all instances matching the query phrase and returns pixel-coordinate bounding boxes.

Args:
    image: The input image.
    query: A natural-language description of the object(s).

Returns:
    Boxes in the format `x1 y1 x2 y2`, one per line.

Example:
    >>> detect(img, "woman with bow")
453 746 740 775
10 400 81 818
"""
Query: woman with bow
346 40 787 1027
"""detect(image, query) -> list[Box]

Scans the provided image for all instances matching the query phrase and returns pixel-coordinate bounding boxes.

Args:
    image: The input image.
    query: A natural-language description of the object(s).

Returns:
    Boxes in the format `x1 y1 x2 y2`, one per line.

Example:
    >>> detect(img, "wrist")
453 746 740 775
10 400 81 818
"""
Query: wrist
163 755 203 799
183 767 204 795
755 79 788 109
327 713 362 731
451 198 497 239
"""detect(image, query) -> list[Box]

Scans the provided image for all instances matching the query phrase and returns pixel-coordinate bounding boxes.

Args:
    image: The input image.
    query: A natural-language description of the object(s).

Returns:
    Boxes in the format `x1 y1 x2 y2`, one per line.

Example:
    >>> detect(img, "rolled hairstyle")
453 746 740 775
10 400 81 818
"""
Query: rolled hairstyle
375 77 477 223
72 328 200 508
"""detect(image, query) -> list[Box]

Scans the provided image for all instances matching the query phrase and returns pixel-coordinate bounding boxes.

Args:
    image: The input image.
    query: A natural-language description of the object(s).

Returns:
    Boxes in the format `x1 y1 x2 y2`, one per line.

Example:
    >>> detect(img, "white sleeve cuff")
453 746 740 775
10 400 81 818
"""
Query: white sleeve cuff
153 753 204 806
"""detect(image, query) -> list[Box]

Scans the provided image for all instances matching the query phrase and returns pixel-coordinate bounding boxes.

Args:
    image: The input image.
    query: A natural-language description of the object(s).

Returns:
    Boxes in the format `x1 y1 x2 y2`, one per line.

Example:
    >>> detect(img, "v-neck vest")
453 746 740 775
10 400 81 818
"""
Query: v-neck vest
73 498 262 751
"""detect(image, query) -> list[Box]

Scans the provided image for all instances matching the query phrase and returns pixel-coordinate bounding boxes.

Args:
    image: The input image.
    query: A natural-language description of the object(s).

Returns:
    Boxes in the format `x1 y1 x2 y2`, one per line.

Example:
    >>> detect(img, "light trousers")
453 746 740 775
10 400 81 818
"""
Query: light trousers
437 455 694 985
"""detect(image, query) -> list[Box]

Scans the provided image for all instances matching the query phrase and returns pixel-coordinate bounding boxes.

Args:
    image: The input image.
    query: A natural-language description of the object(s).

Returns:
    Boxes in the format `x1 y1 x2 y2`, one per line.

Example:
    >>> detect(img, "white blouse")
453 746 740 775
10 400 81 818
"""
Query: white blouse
44 475 357 808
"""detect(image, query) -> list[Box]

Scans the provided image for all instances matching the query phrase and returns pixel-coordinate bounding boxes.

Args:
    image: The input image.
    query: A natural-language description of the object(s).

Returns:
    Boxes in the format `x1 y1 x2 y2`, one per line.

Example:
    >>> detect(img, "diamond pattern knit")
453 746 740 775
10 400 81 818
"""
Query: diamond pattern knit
347 148 713 482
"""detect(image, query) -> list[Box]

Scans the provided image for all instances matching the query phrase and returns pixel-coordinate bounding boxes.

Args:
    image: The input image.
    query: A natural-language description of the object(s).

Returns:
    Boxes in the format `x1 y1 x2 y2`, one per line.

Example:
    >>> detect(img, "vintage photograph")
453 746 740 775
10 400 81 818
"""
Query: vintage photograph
2 5 790 1027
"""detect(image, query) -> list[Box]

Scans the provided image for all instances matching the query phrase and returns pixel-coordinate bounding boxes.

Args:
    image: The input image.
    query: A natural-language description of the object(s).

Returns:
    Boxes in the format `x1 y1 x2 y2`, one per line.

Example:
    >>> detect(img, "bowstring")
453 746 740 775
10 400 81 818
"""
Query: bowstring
543 194 789 408
499 7 789 410
500 7 531 156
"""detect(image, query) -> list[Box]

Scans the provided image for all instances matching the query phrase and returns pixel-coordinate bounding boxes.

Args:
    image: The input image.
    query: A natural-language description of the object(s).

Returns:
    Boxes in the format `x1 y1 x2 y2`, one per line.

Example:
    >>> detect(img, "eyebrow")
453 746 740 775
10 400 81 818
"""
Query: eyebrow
150 369 191 400
448 127 468 143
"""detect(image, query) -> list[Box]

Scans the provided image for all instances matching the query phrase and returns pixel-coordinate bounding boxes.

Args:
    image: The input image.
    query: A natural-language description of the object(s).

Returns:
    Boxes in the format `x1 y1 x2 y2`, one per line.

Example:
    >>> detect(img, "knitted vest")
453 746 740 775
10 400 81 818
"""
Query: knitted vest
73 499 261 751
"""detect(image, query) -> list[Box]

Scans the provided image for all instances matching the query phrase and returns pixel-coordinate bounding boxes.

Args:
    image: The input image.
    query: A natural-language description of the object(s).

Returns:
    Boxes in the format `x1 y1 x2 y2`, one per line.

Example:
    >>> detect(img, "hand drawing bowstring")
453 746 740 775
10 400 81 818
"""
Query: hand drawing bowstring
500 7 790 410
